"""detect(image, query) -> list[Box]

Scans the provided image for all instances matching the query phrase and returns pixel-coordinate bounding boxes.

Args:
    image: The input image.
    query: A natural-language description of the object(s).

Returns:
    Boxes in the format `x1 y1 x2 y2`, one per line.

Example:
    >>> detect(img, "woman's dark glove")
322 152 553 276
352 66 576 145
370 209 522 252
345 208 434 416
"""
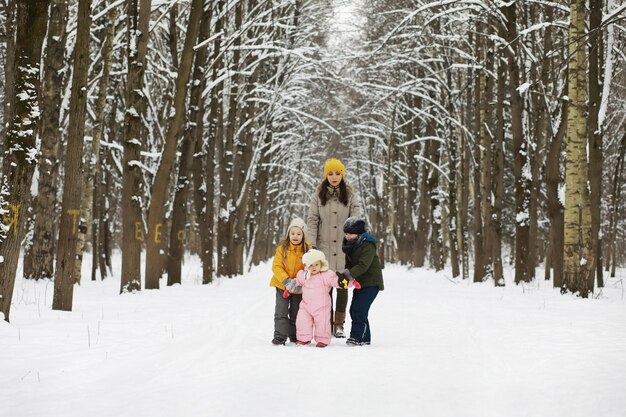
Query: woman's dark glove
337 273 349 289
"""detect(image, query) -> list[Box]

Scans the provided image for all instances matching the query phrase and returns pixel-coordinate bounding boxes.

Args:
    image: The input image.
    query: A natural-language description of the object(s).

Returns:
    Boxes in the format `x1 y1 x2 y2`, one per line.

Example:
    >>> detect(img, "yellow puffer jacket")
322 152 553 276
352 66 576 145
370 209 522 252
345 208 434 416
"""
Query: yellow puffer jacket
269 242 310 290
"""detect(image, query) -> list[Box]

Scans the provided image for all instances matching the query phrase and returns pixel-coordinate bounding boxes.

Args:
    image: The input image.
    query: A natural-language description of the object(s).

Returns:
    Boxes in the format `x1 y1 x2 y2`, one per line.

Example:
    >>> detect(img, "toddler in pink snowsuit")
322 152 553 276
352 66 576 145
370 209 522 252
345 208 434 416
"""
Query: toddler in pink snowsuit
295 249 343 347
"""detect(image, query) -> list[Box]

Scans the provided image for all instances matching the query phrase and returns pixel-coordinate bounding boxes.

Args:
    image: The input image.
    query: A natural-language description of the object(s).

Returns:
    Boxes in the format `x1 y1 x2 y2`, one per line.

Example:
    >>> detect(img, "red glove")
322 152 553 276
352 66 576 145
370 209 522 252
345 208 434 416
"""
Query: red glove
352 279 362 289
282 289 290 298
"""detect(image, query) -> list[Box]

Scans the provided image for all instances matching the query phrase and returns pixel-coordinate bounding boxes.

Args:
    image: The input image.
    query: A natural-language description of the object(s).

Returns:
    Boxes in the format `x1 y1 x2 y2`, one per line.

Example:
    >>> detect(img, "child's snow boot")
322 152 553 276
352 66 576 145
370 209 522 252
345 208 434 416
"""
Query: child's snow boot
333 312 346 338
296 340 311 346
271 337 286 346
316 342 327 348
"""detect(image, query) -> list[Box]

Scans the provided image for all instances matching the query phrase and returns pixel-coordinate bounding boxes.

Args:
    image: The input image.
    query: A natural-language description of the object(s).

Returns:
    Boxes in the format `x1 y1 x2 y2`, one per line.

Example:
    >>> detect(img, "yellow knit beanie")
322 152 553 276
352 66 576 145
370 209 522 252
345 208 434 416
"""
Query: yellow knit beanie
323 158 345 178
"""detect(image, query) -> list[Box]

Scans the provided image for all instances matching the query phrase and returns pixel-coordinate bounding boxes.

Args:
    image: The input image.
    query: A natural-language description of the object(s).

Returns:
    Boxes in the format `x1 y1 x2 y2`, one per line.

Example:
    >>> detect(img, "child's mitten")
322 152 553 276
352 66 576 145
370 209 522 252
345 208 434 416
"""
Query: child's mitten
282 278 302 296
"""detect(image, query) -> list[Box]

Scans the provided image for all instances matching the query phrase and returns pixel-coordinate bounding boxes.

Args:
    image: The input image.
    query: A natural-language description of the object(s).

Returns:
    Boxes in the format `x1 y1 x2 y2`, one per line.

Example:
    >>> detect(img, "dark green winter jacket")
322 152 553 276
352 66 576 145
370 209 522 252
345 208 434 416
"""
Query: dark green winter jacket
343 233 384 290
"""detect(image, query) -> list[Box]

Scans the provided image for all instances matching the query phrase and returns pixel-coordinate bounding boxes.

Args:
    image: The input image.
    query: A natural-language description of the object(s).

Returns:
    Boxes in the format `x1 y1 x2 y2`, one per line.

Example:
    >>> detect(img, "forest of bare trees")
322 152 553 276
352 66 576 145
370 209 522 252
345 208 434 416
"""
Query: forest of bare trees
0 0 625 321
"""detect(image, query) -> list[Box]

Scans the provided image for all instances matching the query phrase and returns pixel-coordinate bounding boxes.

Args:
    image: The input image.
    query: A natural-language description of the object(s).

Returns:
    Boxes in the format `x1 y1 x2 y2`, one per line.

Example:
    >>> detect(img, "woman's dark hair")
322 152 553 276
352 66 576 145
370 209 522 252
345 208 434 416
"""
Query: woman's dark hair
319 178 350 206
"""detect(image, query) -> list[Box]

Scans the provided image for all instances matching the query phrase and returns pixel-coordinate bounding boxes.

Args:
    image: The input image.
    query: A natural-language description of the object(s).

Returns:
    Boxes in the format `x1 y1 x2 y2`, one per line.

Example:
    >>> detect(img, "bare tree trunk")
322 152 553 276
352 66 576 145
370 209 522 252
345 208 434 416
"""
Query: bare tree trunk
415 140 430 267
477 19 494 282
168 1 211 286
233 63 261 273
525 4 542 281
74 6 116 283
562 0 594 297
546 101 567 287
145 0 204 289
53 0 92 311
217 0 244 277
99 132 117 280
250 130 273 266
607 132 626 278
504 2 531 284
24 0 68 281
447 110 460 278
385 104 398 263
168 3 179 69
473 20 486 283
588 0 604 289
404 95 422 268
0 0 50 322
198 0 226 283
1 0 16 141
460 74 471 280
121 0 152 293
428 126 443 270
492 45 506 287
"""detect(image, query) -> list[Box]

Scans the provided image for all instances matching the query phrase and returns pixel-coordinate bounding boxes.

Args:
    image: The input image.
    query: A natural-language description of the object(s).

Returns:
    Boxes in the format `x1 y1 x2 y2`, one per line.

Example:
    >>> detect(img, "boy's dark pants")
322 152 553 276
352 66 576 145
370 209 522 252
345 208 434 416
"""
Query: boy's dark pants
274 288 302 342
349 286 379 343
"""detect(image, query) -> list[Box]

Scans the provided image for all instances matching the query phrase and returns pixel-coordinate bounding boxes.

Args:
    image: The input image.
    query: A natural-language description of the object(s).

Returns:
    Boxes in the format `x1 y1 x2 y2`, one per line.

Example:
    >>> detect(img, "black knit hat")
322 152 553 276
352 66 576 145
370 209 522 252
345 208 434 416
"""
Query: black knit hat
343 216 366 234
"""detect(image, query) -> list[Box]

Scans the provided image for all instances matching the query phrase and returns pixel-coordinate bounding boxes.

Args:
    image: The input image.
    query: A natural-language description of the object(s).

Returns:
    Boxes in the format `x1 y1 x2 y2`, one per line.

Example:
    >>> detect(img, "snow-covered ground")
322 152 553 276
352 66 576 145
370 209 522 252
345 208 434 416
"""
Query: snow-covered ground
2 253 626 417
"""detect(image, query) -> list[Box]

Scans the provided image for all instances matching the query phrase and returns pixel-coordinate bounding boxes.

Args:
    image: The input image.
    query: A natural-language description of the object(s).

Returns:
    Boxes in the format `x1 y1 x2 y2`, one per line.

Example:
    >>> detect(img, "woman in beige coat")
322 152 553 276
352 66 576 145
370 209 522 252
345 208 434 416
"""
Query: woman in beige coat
306 158 361 337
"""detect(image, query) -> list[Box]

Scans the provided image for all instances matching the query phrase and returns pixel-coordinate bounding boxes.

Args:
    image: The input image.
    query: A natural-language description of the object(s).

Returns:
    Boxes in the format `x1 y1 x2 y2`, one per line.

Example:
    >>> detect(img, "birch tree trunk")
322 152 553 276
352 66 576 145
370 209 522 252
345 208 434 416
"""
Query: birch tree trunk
121 0 152 293
53 0 92 311
0 0 50 322
562 0 594 297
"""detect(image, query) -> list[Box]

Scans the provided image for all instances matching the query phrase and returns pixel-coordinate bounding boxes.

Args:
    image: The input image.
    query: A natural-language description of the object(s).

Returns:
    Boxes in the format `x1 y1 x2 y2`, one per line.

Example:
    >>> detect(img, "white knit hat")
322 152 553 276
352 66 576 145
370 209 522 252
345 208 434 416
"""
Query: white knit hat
288 217 307 236
302 249 329 271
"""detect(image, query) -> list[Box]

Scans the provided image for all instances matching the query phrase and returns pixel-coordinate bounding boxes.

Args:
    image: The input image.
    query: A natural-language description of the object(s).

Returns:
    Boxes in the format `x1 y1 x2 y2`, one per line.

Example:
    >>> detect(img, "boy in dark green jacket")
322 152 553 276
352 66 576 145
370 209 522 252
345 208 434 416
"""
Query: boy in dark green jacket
338 217 384 346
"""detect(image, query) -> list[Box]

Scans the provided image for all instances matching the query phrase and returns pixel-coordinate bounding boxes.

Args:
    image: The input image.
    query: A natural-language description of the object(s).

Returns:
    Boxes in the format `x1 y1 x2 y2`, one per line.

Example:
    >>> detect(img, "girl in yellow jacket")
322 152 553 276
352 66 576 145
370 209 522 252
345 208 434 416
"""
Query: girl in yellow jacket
270 217 311 345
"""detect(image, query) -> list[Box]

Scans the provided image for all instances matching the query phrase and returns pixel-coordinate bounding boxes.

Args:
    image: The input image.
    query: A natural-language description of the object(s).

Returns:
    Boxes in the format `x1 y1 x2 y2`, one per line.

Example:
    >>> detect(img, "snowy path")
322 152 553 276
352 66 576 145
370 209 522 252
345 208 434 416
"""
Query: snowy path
2 255 626 417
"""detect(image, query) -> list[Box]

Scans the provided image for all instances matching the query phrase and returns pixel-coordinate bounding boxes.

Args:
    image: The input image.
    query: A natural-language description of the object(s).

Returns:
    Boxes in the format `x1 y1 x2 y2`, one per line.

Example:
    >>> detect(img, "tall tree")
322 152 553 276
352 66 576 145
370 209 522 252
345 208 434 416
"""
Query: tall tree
144 0 204 289
588 0 604 289
607 132 626 278
504 2 532 284
1 0 16 139
168 1 212 286
75 5 117 283
53 0 93 311
24 0 68 281
0 0 50 321
121 0 152 293
562 0 594 297
217 0 245 277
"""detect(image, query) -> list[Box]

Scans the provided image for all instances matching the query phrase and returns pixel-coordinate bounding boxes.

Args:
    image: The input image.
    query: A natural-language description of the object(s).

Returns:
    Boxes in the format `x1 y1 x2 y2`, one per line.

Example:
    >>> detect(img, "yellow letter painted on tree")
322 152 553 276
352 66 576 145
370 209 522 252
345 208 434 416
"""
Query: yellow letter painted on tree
135 221 143 241
154 223 162 244
67 209 80 234
3 204 20 236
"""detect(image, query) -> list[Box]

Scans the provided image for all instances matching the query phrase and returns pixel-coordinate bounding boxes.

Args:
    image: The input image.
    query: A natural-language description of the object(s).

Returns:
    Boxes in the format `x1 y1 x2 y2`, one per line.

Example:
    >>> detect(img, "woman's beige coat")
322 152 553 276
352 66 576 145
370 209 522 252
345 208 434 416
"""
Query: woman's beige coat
306 185 362 271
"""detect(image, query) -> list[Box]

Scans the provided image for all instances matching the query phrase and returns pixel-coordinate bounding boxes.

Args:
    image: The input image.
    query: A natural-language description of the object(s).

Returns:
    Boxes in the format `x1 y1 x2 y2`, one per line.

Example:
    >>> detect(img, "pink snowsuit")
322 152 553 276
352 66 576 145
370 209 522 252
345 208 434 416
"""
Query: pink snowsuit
295 269 340 345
